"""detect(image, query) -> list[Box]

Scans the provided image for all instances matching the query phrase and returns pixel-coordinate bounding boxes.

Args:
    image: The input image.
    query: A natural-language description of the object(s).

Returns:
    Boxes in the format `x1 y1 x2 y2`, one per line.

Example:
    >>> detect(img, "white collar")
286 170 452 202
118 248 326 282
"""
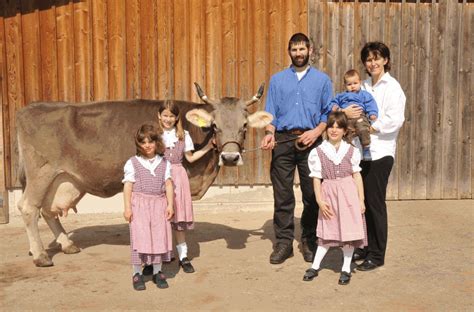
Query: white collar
135 155 162 176
162 128 178 148
319 140 350 165
367 72 391 88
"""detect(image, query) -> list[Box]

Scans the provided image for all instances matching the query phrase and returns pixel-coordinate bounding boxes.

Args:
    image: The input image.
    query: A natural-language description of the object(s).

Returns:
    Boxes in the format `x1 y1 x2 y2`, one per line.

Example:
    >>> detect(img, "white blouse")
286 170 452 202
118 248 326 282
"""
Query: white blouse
122 155 171 183
162 128 194 152
361 72 406 160
308 140 361 179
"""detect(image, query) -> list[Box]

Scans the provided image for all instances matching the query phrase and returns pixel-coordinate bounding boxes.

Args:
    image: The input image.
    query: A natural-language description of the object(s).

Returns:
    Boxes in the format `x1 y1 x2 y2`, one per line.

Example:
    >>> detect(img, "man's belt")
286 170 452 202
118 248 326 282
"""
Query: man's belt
277 129 310 135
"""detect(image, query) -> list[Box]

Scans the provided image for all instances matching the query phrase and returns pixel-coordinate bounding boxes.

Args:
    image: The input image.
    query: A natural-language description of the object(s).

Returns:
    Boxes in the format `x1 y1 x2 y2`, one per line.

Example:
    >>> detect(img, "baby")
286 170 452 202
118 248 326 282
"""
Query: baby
330 69 378 160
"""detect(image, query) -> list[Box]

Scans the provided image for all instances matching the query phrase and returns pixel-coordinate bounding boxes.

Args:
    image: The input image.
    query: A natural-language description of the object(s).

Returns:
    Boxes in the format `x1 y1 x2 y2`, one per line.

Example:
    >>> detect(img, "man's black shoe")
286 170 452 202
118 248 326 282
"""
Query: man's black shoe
301 239 316 263
269 243 293 264
352 248 366 262
356 259 381 271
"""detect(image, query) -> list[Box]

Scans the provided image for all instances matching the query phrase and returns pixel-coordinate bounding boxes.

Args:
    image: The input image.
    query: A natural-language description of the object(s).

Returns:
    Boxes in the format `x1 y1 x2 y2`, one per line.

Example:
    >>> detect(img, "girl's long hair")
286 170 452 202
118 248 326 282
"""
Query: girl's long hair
157 100 185 140
135 124 165 156
325 111 351 143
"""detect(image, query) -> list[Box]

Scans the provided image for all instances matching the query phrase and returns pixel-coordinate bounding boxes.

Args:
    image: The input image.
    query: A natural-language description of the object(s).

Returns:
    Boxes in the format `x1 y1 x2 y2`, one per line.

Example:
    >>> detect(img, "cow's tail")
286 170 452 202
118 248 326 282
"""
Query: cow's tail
16 130 26 191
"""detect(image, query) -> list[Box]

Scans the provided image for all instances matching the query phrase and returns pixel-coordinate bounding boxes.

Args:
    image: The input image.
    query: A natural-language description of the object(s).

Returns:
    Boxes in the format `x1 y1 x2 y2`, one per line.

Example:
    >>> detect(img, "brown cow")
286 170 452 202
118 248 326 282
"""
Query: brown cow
16 84 273 267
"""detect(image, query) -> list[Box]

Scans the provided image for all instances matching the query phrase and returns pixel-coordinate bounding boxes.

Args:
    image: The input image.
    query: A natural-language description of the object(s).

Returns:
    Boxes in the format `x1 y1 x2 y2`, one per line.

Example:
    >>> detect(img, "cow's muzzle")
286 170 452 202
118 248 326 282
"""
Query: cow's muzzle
219 152 243 166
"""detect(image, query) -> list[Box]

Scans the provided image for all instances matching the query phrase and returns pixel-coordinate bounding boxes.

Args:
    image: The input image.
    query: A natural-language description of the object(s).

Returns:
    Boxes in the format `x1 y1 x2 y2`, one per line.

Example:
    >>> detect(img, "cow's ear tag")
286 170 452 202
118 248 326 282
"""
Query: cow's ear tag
186 109 213 128
196 117 207 127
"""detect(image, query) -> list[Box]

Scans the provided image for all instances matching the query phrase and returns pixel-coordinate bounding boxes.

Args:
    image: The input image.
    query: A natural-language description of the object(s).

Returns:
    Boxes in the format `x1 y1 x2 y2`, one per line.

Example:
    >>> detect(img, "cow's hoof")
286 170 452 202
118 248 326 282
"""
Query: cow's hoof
33 253 54 267
62 244 81 254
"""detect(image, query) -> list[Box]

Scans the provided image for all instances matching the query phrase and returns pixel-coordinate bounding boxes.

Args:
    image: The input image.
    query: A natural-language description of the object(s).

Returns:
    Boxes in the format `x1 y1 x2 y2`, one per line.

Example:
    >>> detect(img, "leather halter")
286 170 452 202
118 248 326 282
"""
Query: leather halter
218 140 243 153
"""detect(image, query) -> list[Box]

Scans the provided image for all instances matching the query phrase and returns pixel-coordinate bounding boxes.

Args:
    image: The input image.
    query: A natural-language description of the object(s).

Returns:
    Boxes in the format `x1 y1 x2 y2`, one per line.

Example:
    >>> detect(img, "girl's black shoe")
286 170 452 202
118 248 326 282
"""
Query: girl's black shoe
303 268 318 281
153 272 169 289
132 273 146 291
179 257 195 273
338 271 352 285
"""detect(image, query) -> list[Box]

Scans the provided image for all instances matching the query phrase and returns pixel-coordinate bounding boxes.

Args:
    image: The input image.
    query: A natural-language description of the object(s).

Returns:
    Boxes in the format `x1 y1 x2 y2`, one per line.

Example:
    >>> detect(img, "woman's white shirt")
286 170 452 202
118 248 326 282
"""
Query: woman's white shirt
122 155 171 183
162 128 194 152
361 72 406 160
308 140 361 179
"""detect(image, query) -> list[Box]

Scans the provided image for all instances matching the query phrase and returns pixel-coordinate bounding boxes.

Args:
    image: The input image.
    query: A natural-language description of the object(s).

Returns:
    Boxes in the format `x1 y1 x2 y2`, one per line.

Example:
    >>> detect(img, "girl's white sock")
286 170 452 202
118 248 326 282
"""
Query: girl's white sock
153 263 162 275
341 245 355 273
176 242 188 261
311 245 329 270
132 265 142 276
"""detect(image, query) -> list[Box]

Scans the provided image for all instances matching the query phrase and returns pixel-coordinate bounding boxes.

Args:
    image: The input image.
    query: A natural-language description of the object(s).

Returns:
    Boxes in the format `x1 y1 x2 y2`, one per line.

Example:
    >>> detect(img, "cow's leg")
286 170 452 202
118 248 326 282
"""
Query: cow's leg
18 192 53 267
42 174 85 254
40 212 81 254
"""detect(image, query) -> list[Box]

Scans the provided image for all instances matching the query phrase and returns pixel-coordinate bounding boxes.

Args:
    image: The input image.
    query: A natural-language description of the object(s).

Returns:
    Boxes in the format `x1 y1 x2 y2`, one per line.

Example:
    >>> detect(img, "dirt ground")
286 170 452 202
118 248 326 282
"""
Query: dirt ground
0 200 472 311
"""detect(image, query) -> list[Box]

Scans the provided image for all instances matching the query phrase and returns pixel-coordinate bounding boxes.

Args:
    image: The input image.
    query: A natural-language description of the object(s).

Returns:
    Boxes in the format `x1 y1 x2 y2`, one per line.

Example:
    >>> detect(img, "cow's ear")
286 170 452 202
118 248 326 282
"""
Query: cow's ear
247 111 273 128
186 109 214 128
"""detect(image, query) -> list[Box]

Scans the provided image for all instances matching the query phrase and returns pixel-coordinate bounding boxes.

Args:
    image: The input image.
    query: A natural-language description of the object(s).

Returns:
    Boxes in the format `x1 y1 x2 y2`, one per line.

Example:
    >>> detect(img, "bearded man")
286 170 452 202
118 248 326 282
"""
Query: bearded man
261 33 333 265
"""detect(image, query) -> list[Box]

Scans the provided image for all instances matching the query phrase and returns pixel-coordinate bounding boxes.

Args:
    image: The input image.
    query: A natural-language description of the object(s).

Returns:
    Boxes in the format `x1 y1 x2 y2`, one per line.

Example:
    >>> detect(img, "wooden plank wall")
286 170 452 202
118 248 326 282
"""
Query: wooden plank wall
1 0 472 201
308 0 473 200
0 0 307 191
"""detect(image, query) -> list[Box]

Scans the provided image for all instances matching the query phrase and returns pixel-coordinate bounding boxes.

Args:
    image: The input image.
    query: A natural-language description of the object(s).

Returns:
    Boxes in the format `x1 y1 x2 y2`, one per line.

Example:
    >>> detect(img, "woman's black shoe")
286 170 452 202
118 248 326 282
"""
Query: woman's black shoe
356 259 380 271
303 268 318 281
338 271 352 285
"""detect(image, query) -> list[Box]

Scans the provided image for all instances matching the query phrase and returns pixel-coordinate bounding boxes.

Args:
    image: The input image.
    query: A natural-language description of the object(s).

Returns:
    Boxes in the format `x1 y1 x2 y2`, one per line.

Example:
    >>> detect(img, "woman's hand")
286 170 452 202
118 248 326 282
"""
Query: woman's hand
123 208 132 222
166 205 174 220
343 104 363 119
318 200 333 219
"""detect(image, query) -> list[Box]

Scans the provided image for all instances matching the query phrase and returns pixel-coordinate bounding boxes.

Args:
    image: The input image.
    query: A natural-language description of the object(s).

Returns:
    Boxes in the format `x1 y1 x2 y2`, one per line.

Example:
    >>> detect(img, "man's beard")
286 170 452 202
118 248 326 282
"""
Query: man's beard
291 54 310 67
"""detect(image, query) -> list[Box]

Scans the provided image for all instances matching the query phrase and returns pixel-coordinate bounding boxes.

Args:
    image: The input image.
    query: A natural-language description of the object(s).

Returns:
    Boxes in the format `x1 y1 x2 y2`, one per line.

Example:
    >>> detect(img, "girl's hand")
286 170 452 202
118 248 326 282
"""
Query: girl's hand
123 208 132 222
318 200 333 219
166 205 174 220
360 200 366 214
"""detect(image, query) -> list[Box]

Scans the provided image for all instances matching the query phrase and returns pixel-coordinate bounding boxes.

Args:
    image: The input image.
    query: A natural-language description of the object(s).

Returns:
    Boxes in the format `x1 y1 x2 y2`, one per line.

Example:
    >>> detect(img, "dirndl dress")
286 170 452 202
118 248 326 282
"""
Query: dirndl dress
128 156 173 265
164 140 194 231
310 142 367 248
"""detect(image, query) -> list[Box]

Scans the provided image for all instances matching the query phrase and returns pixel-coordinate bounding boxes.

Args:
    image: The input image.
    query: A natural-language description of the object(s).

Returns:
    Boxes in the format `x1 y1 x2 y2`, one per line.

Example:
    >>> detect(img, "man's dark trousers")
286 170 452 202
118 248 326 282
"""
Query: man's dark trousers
270 132 320 246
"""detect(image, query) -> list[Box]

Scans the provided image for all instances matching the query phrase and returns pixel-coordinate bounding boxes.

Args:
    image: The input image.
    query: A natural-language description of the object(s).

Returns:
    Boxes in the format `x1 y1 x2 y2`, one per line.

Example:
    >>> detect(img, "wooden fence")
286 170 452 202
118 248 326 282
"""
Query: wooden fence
0 0 472 223
309 0 473 200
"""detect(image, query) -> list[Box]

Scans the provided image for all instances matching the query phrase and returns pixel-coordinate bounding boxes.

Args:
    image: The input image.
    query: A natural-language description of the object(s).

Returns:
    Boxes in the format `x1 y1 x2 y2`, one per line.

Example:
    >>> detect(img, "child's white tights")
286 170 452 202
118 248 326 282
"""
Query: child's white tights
310 244 354 273
311 245 329 270
132 263 162 276
341 245 354 273
176 242 188 261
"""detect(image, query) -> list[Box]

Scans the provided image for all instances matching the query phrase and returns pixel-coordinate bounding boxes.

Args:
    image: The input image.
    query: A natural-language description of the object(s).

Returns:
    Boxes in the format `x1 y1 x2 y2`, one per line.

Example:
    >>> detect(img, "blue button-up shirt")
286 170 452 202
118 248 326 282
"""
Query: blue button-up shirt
329 90 378 117
265 66 333 131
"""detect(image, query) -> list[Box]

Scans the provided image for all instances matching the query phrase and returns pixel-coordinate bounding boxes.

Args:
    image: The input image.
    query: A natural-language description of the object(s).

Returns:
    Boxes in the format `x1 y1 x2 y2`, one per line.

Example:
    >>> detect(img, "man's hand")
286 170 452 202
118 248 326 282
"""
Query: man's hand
261 134 275 150
298 128 322 147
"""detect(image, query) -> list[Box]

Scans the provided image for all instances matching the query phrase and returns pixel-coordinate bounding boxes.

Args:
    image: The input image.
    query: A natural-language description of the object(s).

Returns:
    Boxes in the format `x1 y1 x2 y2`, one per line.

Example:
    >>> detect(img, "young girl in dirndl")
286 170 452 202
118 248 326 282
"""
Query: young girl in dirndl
123 124 174 290
157 101 214 273
303 111 367 285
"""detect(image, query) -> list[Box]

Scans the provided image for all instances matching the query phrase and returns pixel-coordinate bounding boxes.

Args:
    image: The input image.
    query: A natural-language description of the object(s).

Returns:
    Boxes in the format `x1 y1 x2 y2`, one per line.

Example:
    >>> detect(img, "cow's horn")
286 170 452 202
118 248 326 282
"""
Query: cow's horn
194 82 213 105
246 83 265 106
